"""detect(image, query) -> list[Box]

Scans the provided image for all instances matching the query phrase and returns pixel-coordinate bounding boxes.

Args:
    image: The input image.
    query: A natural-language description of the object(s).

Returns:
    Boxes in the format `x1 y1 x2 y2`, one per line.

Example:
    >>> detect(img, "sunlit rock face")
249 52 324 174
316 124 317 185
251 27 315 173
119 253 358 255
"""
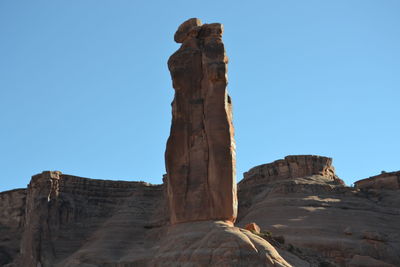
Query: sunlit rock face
165 18 237 224
237 156 400 266
355 170 400 190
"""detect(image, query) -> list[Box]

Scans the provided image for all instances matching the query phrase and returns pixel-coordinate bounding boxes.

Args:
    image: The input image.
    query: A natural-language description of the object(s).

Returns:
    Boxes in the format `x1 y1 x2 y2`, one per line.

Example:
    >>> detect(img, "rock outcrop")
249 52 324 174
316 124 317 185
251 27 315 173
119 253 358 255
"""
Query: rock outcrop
0 188 26 266
354 170 400 190
150 220 290 267
2 18 400 267
237 156 400 266
1 160 400 266
159 18 292 267
240 155 343 187
165 18 237 224
14 171 167 267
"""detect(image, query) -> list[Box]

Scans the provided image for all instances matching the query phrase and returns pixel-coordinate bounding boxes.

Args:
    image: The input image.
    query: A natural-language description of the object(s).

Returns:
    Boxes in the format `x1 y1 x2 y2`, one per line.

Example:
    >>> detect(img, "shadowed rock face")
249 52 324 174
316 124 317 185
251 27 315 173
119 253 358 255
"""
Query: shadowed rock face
0 188 26 266
13 171 167 267
165 18 237 224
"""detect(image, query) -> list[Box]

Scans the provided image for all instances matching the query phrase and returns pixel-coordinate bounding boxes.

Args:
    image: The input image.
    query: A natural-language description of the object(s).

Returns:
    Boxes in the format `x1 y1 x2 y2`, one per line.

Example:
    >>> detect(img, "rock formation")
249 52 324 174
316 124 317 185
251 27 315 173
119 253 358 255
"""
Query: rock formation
1 18 400 267
354 170 400 190
5 171 167 267
240 155 343 187
155 18 290 267
1 157 400 266
237 155 400 266
165 18 237 224
0 188 26 266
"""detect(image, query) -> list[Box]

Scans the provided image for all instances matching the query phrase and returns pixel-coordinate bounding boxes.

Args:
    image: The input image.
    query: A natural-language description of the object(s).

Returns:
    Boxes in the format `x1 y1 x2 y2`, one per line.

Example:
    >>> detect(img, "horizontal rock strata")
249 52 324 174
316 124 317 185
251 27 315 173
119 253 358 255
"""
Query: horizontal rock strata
237 158 400 266
1 159 399 266
240 155 344 187
14 171 167 267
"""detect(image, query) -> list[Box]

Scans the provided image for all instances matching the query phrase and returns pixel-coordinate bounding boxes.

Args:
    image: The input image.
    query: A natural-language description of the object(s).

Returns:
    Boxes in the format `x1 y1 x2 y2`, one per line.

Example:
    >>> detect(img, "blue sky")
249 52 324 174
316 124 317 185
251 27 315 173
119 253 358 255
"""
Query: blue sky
1 1 399 191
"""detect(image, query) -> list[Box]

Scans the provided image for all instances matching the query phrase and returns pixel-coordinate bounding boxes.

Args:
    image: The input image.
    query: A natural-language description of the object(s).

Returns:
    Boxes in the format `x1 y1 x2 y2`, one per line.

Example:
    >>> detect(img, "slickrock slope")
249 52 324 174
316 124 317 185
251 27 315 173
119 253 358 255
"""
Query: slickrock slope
165 18 237 224
150 220 292 267
237 155 400 266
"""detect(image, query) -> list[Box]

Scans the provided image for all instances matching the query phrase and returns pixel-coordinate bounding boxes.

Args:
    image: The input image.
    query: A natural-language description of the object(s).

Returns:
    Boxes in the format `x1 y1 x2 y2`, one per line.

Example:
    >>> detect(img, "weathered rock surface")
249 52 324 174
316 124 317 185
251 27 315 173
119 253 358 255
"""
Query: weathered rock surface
1 158 400 266
355 170 400 190
244 222 261 234
150 220 291 267
2 171 294 267
165 18 237 224
11 171 167 267
240 155 344 187
2 16 400 267
0 188 26 266
237 155 400 266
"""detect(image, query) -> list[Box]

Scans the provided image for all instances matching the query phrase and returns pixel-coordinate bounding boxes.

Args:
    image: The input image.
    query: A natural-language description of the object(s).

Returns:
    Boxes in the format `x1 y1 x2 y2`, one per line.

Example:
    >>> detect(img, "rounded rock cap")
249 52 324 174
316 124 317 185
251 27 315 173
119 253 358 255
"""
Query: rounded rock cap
174 18 202 43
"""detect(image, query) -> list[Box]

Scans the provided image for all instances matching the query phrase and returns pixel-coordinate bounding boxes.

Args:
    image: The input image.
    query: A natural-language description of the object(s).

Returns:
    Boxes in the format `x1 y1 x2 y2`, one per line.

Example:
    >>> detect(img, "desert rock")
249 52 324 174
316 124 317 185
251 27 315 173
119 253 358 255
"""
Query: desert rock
354 170 400 190
165 18 237 224
14 171 167 267
237 155 400 266
245 222 261 234
150 220 291 267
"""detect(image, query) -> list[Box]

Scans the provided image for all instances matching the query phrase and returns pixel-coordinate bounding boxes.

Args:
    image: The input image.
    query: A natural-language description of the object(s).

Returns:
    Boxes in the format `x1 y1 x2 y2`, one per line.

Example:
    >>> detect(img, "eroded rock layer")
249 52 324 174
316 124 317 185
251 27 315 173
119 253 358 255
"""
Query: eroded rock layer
0 188 26 266
1 157 400 266
165 18 237 224
237 157 400 266
14 171 167 267
240 155 343 187
355 170 400 190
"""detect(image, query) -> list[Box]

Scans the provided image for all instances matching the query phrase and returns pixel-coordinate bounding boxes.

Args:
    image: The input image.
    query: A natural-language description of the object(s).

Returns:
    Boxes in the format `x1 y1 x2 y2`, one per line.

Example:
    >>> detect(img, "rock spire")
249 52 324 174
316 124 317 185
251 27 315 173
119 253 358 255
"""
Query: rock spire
165 18 237 224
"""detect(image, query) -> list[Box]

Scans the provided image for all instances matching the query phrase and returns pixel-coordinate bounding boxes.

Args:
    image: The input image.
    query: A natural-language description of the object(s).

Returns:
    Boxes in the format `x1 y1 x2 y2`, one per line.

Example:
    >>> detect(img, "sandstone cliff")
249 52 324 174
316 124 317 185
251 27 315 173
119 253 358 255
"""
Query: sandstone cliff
0 188 26 266
1 170 293 267
4 171 167 267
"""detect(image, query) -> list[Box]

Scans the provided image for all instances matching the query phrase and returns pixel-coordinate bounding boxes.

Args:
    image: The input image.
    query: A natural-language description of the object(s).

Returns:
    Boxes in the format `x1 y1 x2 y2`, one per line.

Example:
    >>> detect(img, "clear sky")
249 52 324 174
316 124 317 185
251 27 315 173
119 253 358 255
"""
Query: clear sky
1 1 399 192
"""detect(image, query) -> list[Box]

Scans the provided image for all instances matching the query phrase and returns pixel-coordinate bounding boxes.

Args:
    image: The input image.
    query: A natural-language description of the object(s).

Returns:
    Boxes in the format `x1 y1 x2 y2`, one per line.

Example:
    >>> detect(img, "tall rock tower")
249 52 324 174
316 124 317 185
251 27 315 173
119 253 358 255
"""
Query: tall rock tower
165 18 237 224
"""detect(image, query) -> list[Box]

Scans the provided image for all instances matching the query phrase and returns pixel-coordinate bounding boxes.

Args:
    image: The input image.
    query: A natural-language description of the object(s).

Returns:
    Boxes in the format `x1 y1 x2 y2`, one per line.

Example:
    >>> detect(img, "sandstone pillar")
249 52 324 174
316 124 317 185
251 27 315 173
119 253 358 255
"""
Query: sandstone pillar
165 18 237 224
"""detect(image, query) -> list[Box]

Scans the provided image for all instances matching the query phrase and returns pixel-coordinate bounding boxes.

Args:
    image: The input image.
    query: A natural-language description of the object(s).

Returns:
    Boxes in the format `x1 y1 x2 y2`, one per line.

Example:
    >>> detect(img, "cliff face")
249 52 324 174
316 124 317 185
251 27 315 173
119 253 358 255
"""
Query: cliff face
12 171 167 267
0 188 26 266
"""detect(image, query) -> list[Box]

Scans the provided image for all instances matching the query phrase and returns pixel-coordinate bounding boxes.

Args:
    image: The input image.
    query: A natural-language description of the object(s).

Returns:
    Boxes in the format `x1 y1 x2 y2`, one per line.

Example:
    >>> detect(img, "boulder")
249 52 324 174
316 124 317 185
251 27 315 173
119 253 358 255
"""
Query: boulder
245 222 261 234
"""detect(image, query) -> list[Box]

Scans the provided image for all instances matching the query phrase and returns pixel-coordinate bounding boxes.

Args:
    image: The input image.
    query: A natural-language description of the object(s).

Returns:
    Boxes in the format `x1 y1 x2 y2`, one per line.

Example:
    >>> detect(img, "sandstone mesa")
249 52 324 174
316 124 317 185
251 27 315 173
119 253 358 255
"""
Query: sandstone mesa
1 18 399 267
